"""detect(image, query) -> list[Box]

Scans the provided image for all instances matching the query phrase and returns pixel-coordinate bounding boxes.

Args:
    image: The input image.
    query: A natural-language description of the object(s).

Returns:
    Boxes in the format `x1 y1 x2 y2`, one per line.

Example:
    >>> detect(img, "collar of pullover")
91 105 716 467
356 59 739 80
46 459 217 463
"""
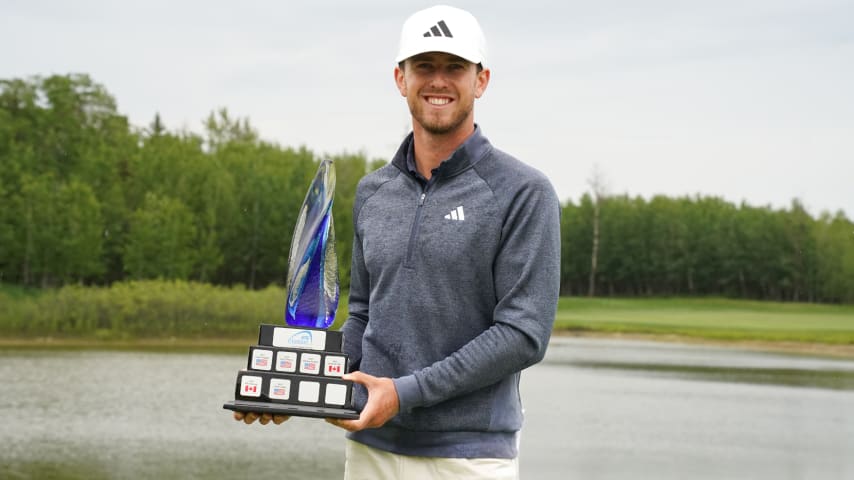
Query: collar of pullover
393 124 491 181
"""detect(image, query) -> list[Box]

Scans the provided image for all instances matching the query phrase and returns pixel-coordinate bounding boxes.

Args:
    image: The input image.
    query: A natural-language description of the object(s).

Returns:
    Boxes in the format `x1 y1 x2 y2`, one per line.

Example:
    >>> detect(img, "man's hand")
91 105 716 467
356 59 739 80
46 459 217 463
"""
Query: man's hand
326 371 399 432
233 411 290 425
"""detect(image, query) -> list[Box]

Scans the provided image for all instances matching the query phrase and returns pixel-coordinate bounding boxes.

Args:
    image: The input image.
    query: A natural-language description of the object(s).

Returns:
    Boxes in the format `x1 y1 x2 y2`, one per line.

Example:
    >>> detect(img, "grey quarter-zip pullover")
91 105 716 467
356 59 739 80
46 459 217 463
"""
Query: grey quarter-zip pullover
342 126 561 459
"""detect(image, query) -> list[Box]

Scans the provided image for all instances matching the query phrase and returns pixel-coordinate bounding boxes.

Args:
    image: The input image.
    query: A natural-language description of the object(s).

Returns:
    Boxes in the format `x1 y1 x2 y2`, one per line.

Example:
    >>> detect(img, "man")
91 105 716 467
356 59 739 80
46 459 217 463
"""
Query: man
236 6 560 479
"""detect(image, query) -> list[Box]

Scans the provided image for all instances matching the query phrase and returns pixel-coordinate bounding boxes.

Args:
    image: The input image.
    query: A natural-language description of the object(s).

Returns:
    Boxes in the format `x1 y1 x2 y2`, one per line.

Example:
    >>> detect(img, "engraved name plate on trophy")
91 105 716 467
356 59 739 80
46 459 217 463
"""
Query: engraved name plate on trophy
223 160 359 419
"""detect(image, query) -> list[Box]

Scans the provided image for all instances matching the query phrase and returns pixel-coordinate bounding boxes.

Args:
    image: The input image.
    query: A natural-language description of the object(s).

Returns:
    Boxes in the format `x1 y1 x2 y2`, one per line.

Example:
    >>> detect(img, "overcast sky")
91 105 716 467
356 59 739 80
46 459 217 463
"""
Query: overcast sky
3 0 853 217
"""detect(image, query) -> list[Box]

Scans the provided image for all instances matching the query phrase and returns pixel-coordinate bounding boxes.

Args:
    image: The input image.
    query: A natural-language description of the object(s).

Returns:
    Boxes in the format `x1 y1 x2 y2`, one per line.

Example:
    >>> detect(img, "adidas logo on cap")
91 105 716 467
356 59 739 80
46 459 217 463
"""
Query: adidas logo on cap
423 20 453 38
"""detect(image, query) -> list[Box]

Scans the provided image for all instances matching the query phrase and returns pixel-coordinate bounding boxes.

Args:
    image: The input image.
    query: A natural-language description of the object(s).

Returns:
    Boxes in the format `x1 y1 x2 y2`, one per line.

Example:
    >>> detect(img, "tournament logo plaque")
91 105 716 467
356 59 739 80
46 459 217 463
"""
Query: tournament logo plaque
223 160 359 419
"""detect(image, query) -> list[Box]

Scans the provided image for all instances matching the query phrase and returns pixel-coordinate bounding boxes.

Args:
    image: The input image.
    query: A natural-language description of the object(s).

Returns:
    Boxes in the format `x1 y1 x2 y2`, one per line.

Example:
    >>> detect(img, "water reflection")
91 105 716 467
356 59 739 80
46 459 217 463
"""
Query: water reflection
571 361 854 390
522 338 854 480
1 339 852 479
544 337 854 390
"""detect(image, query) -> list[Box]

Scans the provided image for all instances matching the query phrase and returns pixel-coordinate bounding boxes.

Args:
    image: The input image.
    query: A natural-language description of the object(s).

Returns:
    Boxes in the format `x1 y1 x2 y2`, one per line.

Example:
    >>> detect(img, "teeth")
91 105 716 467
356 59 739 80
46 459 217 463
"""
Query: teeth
428 97 450 105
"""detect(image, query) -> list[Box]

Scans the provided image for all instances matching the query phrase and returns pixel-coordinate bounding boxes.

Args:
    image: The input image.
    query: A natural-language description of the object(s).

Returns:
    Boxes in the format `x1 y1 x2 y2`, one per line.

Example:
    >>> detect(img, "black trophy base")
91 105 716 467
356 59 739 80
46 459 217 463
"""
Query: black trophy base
223 400 360 420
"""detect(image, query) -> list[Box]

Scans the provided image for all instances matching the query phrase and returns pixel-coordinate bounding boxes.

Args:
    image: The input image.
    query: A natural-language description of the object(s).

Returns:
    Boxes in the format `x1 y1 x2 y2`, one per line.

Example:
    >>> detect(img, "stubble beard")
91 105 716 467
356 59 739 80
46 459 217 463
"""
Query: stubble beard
408 96 474 136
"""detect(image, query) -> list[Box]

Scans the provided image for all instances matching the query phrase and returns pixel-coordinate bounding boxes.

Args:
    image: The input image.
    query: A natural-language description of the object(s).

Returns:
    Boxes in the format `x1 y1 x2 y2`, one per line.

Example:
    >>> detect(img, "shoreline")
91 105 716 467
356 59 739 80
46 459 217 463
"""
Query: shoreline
2 332 853 359
553 330 854 359
0 337 253 353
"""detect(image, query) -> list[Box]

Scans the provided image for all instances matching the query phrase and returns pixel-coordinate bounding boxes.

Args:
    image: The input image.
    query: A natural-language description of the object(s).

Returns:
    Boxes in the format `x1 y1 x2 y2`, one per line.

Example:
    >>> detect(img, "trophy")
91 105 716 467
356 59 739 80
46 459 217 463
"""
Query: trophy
223 160 359 420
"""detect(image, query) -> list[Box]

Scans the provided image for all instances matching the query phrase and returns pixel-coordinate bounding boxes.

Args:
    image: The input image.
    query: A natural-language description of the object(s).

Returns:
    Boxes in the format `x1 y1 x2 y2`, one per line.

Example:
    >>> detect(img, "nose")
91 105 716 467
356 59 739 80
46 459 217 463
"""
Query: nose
426 70 451 90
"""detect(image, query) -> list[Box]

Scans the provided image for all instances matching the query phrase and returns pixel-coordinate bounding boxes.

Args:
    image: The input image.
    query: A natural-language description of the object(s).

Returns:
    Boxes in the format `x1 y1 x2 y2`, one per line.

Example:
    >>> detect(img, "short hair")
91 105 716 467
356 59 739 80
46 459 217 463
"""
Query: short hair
398 61 484 73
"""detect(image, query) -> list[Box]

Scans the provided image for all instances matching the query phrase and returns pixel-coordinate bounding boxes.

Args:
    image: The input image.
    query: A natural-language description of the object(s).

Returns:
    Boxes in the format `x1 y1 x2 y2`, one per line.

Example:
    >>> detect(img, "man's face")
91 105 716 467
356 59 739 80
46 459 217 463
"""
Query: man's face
395 52 490 136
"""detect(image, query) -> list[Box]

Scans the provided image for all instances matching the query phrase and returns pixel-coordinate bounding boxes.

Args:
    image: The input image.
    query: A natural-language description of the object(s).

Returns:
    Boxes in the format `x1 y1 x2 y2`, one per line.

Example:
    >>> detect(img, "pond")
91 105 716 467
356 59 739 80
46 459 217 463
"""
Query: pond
1 338 852 479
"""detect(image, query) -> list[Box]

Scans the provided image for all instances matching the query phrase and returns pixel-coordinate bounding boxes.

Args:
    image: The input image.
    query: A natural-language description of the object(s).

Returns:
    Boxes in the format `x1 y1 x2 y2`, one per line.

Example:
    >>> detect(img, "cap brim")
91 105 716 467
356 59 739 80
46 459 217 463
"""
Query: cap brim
395 37 483 65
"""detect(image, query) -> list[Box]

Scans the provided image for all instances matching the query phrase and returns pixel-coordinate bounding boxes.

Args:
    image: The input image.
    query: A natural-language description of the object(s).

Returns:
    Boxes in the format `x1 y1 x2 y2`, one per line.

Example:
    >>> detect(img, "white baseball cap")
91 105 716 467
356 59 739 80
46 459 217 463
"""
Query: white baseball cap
395 5 488 68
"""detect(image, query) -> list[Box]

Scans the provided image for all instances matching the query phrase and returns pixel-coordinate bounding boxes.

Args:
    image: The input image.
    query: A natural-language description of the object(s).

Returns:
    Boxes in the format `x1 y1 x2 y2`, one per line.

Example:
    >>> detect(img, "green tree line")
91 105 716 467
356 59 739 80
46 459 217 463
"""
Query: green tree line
1 74 852 303
561 195 854 303
0 74 381 290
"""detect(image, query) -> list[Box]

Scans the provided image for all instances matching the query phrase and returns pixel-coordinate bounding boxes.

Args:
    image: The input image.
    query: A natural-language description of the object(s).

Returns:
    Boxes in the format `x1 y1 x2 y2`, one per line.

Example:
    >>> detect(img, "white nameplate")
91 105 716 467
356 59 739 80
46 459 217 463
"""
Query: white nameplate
252 349 273 371
300 353 322 375
298 381 320 403
272 327 327 351
240 375 262 398
276 351 298 373
325 384 347 406
324 356 346 377
268 378 291 400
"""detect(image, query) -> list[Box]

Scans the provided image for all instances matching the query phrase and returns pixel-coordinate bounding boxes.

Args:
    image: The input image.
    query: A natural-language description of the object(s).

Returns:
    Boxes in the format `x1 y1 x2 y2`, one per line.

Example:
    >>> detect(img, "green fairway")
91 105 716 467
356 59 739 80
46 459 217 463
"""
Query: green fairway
555 297 854 344
3 281 853 348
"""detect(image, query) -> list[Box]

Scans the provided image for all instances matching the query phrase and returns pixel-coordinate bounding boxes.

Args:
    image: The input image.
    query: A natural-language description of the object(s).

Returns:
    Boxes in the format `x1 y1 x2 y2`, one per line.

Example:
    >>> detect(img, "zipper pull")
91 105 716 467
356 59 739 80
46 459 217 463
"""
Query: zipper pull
419 192 426 206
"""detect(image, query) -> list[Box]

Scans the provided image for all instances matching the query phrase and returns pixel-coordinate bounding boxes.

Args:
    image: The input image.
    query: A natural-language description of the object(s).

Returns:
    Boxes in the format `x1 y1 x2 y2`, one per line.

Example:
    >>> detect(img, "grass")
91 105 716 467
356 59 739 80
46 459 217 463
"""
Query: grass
2 280 852 352
0 282 43 299
555 297 854 344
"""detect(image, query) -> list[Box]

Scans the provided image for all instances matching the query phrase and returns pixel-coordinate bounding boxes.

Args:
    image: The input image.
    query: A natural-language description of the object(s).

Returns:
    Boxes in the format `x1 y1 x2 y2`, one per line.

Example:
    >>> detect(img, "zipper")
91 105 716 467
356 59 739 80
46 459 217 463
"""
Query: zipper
405 190 428 267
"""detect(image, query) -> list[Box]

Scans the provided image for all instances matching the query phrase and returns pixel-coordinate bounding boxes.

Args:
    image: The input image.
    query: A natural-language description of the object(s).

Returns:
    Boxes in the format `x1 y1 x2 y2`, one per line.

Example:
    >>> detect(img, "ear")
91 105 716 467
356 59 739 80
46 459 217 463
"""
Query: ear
474 68 492 98
474 67 490 99
394 65 407 97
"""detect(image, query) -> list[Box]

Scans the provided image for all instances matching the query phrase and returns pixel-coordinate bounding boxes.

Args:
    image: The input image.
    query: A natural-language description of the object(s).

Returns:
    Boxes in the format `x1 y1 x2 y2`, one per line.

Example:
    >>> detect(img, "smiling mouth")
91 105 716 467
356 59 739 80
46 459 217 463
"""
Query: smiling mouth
426 96 452 106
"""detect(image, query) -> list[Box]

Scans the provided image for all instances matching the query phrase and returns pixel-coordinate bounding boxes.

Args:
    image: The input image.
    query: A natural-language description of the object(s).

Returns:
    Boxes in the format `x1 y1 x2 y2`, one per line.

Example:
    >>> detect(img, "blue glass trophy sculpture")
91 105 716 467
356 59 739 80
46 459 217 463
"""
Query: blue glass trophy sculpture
285 159 338 328
224 160 359 419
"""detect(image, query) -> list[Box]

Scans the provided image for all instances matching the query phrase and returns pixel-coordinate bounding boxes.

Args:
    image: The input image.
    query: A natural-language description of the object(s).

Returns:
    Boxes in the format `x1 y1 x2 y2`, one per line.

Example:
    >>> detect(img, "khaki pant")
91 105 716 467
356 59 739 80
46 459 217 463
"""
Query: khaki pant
344 439 519 480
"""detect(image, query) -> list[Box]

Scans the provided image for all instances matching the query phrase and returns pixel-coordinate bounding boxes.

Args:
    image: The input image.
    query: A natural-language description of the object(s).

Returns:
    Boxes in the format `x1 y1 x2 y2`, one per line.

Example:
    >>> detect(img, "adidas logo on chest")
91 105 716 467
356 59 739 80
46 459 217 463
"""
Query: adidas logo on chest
444 206 465 221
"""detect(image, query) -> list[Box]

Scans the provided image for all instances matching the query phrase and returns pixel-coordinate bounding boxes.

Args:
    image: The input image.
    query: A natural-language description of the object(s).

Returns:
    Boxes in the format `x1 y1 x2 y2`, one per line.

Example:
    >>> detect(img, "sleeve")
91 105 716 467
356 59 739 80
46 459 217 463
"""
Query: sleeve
393 176 561 411
340 205 369 371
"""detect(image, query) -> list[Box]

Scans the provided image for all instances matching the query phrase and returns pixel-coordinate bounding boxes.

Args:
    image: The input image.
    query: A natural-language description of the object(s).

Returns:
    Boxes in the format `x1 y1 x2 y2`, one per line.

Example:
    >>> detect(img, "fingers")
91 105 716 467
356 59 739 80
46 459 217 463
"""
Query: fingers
243 411 259 424
326 374 399 433
325 371 374 431
233 410 289 425
326 417 357 432
343 371 370 386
